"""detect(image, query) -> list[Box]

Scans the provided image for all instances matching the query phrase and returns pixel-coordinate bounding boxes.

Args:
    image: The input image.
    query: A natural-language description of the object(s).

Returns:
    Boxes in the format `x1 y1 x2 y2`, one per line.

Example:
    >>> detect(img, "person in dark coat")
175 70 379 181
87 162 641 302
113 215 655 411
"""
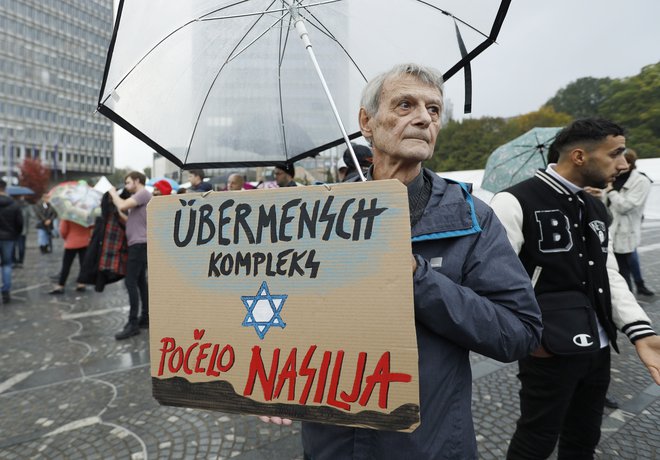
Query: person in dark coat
491 118 660 459
34 196 57 253
260 63 543 459
273 163 298 187
0 180 23 303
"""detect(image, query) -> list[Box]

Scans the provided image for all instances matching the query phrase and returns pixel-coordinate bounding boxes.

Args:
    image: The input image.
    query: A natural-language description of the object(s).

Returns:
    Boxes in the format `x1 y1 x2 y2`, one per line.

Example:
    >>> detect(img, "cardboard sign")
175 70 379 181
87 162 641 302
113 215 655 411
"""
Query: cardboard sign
148 180 419 432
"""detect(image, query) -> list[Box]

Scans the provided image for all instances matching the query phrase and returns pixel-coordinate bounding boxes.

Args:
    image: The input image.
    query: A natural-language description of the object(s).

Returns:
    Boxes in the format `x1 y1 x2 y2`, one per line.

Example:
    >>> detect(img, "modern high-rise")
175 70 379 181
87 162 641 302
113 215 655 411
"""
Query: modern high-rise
0 0 114 183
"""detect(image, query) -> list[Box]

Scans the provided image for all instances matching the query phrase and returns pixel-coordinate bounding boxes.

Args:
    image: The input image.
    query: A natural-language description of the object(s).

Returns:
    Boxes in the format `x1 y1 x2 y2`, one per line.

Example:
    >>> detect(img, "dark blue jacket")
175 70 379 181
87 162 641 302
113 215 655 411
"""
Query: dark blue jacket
302 170 542 459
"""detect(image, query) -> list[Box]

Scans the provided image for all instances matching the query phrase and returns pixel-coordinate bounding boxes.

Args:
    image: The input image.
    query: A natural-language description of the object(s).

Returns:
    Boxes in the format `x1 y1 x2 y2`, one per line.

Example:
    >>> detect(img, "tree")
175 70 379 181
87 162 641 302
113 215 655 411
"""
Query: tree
544 77 614 118
18 158 51 201
107 168 130 188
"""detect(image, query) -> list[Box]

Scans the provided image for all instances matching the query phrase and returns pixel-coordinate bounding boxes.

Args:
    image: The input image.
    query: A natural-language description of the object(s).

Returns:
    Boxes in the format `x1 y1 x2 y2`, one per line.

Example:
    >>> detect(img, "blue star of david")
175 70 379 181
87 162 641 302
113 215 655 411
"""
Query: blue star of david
241 281 287 340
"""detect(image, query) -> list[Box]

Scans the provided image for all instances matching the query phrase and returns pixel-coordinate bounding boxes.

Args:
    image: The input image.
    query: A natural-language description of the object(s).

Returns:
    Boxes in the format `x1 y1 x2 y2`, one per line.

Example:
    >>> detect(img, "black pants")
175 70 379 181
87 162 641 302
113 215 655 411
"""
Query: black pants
614 252 633 290
58 247 87 286
126 243 148 323
507 348 610 460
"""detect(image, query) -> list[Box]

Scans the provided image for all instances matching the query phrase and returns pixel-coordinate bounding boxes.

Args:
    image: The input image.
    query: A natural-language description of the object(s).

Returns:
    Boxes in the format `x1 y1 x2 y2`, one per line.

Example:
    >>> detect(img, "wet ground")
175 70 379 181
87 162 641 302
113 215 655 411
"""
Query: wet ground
1 219 659 459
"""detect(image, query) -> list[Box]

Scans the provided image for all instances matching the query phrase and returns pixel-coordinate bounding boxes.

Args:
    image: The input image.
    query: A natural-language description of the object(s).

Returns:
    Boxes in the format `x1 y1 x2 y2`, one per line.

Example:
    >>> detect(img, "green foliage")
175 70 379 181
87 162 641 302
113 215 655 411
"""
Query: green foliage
545 77 614 118
428 61 659 171
427 108 570 172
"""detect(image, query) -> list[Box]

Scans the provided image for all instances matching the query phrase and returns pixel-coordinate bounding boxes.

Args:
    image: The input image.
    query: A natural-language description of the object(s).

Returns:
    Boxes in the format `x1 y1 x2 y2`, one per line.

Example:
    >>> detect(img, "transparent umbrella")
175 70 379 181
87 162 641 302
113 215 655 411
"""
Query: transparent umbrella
98 0 511 173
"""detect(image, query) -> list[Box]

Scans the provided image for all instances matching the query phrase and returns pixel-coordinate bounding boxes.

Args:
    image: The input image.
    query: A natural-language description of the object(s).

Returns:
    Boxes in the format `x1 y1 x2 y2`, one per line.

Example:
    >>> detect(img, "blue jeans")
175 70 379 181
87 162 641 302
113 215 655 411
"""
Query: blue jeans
0 239 16 293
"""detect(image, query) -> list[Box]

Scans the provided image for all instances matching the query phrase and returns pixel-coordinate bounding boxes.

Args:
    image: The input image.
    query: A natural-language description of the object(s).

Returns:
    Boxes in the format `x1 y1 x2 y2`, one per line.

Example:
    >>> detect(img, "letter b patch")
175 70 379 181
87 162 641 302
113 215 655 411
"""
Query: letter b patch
535 210 573 253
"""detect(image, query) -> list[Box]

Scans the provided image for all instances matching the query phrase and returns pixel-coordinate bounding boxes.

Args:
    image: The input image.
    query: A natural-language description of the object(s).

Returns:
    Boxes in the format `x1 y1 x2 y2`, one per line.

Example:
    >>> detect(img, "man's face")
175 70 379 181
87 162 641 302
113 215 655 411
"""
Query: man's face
124 177 137 193
273 168 290 187
189 173 201 186
360 74 442 164
227 175 243 191
581 135 628 188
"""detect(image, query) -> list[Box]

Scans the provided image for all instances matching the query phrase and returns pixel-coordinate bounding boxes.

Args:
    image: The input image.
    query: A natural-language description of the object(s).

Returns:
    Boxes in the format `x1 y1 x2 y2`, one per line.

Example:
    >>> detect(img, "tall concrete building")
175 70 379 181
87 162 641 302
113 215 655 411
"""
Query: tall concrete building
0 0 114 184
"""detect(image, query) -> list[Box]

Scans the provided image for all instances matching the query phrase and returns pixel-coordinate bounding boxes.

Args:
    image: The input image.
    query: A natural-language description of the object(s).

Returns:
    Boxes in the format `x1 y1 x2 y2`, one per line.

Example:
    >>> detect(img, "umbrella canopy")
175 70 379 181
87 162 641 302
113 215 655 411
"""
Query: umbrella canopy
98 0 511 169
48 181 103 227
481 127 563 193
7 185 35 196
146 176 180 191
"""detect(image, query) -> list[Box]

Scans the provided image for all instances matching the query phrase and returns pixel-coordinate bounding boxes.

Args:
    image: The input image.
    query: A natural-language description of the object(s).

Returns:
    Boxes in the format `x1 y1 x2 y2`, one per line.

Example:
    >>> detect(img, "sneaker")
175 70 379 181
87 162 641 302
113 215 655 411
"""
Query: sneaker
2 291 10 304
138 317 149 329
115 322 140 340
636 283 655 297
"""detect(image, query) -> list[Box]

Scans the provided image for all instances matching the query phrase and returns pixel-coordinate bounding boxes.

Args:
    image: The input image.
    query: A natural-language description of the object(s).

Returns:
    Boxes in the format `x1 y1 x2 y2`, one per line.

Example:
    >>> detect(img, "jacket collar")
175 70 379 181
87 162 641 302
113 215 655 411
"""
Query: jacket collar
535 169 576 196
411 170 482 241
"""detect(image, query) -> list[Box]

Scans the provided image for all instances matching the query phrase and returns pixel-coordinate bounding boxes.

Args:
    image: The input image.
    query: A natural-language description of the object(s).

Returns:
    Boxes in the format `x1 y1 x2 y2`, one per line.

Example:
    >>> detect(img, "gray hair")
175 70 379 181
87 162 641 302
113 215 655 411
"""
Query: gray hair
360 63 444 116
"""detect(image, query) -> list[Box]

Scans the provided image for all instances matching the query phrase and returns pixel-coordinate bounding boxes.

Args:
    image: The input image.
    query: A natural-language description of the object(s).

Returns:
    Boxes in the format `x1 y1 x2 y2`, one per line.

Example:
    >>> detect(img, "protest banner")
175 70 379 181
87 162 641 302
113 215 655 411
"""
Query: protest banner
148 179 419 431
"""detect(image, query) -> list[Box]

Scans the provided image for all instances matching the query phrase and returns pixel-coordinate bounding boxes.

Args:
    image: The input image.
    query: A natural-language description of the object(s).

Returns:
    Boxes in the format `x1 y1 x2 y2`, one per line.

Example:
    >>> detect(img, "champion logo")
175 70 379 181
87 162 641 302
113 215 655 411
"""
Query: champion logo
573 334 593 347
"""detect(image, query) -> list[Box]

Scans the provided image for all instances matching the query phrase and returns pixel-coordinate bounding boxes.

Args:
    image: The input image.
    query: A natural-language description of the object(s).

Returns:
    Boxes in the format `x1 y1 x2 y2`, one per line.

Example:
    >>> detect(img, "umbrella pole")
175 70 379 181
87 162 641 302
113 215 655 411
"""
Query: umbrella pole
293 18 366 182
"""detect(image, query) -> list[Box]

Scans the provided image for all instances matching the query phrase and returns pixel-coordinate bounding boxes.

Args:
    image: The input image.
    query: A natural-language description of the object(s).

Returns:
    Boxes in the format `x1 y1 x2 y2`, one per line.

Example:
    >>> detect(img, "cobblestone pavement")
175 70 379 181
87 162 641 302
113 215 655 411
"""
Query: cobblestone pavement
1 221 659 459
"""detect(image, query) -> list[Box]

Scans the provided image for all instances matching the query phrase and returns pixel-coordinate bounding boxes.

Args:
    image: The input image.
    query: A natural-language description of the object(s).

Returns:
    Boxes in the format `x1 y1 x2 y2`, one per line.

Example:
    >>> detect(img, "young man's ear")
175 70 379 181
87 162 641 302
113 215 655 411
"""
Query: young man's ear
569 148 586 166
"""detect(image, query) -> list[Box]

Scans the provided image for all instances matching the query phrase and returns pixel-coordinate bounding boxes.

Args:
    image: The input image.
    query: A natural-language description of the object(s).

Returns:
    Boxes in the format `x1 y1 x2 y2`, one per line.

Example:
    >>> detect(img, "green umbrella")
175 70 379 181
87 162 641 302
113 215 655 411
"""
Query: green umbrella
481 127 562 193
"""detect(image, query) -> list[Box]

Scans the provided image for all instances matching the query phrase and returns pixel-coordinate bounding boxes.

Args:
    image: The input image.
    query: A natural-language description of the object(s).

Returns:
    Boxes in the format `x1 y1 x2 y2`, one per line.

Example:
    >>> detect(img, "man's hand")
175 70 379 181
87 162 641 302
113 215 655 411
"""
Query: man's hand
257 416 293 426
411 254 417 274
634 335 660 385
583 186 605 199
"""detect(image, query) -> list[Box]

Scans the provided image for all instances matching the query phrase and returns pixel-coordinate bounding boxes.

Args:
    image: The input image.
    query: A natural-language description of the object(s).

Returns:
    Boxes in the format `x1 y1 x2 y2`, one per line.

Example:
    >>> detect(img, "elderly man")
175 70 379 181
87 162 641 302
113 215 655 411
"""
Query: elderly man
490 118 660 459
262 63 543 459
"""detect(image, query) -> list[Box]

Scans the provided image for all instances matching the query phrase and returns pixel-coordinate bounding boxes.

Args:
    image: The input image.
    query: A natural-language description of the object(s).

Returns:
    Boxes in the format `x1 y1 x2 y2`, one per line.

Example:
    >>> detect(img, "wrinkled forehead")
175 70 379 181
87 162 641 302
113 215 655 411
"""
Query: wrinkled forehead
380 74 443 105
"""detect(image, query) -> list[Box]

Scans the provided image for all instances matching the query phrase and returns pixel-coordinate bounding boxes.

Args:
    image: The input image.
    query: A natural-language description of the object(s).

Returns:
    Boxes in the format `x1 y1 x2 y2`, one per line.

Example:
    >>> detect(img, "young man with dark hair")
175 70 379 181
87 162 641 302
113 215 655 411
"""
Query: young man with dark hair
491 118 660 459
109 171 152 339
188 169 212 192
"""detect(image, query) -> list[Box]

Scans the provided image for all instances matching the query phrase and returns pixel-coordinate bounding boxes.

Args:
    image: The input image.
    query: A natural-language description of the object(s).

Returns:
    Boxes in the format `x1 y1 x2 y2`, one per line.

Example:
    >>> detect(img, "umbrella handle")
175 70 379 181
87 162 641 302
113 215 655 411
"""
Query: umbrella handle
293 17 366 182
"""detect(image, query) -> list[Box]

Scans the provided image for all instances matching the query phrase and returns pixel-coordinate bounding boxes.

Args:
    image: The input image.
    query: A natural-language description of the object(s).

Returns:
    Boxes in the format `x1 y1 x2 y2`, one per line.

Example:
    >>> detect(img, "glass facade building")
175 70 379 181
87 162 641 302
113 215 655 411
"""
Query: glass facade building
0 0 113 183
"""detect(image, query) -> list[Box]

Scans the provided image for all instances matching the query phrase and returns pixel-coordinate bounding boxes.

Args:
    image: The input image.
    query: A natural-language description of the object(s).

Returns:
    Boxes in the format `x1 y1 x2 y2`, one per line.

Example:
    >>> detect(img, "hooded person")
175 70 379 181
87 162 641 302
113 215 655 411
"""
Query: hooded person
342 143 373 182
152 179 173 196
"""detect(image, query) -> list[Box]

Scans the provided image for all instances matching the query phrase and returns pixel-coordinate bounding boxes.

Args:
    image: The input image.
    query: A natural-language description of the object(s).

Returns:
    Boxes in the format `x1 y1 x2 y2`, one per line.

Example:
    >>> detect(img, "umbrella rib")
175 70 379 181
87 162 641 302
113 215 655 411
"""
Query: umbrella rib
301 3 368 82
199 0 342 21
100 1 255 106
184 2 285 164
226 13 290 64
277 14 293 160
413 0 490 40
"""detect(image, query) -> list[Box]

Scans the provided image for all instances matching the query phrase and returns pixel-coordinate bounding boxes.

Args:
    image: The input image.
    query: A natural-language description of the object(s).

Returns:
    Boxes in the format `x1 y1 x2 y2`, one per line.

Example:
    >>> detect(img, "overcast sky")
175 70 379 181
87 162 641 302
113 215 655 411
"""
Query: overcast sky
113 0 660 171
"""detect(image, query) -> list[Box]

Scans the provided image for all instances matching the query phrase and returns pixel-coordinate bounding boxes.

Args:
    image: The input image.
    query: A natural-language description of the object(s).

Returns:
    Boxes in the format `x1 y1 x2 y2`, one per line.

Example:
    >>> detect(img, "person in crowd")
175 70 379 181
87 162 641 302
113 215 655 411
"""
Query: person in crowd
0 180 23 303
342 142 373 182
34 195 57 253
630 249 654 296
48 219 92 294
152 179 173 196
490 118 660 459
227 173 245 191
108 171 152 340
261 63 543 459
273 164 298 187
187 169 212 193
607 148 654 295
335 157 348 182
13 195 32 268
